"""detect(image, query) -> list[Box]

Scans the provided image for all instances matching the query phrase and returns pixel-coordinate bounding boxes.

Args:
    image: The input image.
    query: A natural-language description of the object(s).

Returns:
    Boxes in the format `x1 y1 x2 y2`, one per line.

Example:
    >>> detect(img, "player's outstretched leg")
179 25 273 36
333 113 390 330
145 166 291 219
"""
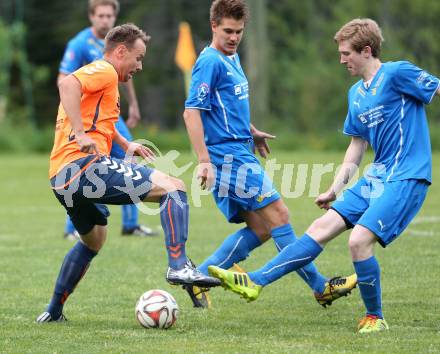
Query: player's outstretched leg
198 227 261 275
159 190 220 288
209 234 323 300
270 223 333 298
36 241 97 323
256 203 356 305
194 227 261 308
273 225 357 306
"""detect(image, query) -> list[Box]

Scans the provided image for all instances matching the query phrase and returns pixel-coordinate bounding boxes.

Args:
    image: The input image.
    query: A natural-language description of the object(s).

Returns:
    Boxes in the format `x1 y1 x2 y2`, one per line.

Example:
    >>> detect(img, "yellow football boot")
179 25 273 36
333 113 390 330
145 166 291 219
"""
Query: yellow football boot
183 285 211 308
208 265 262 302
314 274 357 307
358 315 389 333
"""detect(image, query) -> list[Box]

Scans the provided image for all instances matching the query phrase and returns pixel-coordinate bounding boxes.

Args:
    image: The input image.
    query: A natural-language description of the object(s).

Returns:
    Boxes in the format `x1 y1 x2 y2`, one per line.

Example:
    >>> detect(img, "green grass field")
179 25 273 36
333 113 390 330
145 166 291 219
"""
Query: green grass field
1 151 439 353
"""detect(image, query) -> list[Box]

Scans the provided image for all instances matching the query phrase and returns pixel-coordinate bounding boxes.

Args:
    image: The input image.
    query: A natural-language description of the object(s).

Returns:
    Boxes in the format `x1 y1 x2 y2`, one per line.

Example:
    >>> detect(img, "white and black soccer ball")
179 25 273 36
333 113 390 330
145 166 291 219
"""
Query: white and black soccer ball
135 289 179 329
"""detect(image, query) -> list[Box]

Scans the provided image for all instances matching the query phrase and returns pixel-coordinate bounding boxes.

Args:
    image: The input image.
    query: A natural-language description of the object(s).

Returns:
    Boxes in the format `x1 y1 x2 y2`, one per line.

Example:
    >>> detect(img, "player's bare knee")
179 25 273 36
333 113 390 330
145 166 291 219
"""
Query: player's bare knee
246 219 270 240
161 176 186 193
349 226 377 259
348 236 362 255
150 171 186 194
79 226 107 252
265 200 289 226
80 237 104 252
306 216 327 237
348 234 370 259
276 202 290 225
253 228 271 243
172 178 186 193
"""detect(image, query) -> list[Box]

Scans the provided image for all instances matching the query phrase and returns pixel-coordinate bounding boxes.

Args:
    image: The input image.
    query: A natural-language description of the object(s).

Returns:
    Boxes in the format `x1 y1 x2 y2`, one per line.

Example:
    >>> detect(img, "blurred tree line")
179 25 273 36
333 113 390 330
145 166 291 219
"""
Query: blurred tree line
1 0 440 151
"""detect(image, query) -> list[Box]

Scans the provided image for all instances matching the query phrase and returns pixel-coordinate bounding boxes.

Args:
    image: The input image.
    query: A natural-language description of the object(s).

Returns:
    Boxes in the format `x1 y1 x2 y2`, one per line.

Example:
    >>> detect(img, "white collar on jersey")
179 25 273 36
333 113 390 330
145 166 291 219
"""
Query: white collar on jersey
363 78 373 89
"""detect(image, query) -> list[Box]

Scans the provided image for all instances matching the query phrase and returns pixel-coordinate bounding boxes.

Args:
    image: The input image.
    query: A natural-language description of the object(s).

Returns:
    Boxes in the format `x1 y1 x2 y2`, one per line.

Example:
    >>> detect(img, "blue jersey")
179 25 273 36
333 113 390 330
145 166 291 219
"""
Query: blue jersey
59 28 104 74
344 61 439 183
185 47 252 146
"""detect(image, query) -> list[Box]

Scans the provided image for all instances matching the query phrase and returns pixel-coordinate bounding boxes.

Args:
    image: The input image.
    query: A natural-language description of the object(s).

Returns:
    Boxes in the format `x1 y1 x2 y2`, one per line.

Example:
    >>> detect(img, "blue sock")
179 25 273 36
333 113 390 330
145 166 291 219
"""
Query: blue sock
271 224 326 293
47 242 97 319
122 204 138 230
64 215 76 234
249 234 322 286
198 227 261 275
354 256 382 318
159 191 188 270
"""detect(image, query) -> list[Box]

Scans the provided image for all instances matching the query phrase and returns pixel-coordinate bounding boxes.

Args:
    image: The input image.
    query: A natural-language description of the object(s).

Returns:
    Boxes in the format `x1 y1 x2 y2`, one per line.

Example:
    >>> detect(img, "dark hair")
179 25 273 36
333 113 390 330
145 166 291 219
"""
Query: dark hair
88 0 120 15
210 0 249 25
104 23 150 53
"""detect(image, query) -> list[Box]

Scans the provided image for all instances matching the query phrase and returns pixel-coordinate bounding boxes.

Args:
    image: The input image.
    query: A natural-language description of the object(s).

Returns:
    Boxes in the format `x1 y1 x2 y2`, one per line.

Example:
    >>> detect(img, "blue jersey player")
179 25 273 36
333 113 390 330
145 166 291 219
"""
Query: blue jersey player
59 0 156 239
182 0 356 309
209 18 440 334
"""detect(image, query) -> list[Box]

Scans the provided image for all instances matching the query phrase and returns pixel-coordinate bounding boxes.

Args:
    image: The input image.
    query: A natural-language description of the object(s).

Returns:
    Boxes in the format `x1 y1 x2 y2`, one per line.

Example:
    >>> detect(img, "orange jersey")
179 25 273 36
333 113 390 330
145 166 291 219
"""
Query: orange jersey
49 60 120 178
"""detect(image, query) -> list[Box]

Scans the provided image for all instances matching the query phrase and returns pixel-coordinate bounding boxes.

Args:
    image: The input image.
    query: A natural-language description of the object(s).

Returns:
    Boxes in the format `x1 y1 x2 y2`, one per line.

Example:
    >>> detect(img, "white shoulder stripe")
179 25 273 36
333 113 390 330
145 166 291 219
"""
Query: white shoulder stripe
387 95 405 182
215 89 230 133
184 106 211 111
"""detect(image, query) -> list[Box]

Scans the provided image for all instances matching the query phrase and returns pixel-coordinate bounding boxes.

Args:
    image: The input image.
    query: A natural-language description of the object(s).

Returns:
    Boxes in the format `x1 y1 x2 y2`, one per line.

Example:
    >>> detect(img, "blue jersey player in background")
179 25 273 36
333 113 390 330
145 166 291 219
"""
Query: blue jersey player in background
209 18 440 334
59 0 156 239
182 0 356 309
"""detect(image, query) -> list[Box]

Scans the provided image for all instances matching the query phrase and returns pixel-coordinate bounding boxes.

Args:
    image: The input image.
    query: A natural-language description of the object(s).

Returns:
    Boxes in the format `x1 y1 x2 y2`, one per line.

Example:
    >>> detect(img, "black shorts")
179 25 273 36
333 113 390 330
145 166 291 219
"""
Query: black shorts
50 155 154 235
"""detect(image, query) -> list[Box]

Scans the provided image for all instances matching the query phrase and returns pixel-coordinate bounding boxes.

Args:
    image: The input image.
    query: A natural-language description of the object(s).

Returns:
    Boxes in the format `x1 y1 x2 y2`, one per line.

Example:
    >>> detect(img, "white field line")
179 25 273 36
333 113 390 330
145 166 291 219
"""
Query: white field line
406 215 440 236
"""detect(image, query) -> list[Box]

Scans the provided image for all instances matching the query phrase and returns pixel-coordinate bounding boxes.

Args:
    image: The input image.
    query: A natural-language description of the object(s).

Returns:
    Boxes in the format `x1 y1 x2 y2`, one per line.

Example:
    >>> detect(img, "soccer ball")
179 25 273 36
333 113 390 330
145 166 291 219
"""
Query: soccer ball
135 289 179 329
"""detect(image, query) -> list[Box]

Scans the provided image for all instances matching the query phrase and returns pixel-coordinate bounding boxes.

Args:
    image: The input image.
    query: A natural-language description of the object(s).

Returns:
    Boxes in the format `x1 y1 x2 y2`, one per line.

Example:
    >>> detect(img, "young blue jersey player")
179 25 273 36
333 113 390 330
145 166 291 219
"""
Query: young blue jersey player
209 18 440 334
59 0 156 239
183 0 356 309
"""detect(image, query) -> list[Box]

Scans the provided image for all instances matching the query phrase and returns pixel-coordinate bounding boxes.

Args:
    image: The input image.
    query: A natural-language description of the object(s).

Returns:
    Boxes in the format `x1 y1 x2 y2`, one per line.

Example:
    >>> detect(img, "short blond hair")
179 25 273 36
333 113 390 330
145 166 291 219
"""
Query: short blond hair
334 18 384 58
88 0 120 15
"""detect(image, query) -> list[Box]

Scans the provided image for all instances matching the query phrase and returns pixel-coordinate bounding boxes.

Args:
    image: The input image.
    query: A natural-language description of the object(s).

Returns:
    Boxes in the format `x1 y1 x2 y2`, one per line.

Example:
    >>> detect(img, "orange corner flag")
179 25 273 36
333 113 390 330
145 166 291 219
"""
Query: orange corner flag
175 22 197 73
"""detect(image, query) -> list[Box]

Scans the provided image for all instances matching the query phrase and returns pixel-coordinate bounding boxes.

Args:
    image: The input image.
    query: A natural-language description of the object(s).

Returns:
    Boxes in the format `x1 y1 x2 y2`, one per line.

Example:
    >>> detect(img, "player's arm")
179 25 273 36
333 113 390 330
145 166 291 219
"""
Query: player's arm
57 73 68 87
120 80 141 128
183 108 214 190
315 136 368 210
113 130 155 161
436 86 440 96
250 123 276 158
58 75 99 155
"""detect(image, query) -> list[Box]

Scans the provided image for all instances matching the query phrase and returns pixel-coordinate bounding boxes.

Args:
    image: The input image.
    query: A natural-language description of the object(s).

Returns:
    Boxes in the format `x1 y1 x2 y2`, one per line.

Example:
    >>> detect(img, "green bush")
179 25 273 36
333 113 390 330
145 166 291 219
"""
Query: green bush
0 121 54 154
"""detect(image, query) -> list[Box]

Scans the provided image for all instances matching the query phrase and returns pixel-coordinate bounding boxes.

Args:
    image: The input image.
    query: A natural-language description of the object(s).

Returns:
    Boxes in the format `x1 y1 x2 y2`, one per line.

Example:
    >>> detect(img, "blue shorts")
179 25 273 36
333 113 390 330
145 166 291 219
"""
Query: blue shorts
111 116 133 159
50 155 154 234
208 141 280 223
332 177 429 247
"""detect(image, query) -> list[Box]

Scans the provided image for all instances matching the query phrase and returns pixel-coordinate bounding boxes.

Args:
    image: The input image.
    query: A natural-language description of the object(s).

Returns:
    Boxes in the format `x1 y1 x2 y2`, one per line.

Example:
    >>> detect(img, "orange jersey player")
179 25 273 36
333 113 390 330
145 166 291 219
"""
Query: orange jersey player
36 23 220 324
50 60 120 178
58 0 156 240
